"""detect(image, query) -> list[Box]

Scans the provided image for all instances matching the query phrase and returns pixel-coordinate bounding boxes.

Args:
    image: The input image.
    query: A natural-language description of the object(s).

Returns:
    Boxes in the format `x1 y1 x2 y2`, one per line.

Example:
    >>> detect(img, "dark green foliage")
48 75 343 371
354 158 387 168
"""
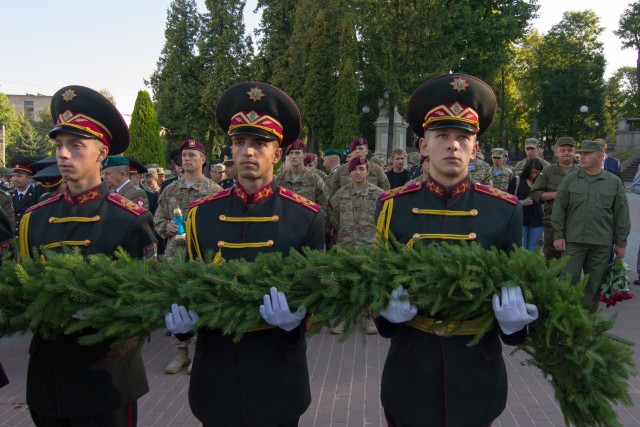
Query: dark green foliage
0 242 634 426
126 90 164 166
8 113 52 160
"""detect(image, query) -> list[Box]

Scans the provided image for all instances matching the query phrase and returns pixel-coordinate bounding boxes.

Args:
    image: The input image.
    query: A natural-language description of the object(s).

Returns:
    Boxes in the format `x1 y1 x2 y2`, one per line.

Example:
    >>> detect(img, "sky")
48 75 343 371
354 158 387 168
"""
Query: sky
0 0 636 120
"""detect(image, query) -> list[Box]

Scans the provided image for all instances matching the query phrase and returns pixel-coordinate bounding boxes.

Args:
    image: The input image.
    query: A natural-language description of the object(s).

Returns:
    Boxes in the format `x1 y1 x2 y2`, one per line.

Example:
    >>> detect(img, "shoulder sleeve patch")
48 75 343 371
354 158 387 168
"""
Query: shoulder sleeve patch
380 181 422 201
25 194 62 213
189 187 232 209
107 193 148 216
278 187 321 213
473 183 518 205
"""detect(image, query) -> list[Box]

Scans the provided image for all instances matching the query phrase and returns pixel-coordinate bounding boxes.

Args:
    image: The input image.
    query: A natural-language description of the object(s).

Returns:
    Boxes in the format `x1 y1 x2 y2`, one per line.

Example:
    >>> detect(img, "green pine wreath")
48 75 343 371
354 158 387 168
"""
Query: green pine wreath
0 241 634 427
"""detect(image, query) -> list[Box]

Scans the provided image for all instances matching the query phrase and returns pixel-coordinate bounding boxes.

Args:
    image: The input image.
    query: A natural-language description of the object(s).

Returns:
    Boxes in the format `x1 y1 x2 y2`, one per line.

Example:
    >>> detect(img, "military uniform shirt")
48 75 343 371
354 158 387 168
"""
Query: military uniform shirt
468 159 493 186
328 182 383 247
275 167 329 216
18 182 156 418
327 161 390 197
154 176 221 261
491 167 512 192
529 163 580 217
551 169 630 247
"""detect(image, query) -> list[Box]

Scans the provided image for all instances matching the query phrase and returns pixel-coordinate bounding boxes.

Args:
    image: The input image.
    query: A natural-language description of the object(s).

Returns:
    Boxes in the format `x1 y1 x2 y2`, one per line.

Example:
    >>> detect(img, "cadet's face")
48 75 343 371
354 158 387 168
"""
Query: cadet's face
350 164 369 183
425 128 477 181
555 145 576 166
55 132 107 183
231 135 281 181
11 172 30 190
287 149 304 167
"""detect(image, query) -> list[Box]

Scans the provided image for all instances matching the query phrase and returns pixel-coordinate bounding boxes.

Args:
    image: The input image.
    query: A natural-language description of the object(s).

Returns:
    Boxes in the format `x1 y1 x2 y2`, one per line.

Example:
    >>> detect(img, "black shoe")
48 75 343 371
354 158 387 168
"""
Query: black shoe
633 278 640 286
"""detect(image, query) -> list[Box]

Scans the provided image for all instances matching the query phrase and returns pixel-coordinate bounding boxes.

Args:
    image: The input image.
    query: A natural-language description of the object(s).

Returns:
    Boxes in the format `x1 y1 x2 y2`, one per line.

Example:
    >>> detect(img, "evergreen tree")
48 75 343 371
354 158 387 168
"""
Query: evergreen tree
126 90 164 167
149 0 203 151
9 113 52 160
198 0 253 159
332 18 360 150
252 0 297 82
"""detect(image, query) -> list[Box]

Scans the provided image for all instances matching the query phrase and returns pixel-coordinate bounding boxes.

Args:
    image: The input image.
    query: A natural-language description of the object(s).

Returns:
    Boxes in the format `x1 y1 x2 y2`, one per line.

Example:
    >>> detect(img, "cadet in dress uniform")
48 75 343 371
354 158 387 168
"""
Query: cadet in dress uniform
375 74 539 427
165 82 324 427
10 155 43 233
19 85 157 427
31 161 66 202
217 142 237 189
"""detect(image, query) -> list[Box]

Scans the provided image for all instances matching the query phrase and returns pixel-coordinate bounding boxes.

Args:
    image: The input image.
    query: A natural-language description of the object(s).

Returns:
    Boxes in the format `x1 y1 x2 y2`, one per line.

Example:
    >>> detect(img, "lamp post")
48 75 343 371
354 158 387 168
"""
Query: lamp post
579 105 588 141
362 105 370 141
594 122 600 138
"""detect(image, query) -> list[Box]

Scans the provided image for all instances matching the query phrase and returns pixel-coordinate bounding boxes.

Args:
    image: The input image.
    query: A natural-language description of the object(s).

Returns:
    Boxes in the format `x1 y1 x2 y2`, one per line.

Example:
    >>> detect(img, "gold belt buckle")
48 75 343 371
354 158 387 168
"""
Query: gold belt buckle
432 320 447 336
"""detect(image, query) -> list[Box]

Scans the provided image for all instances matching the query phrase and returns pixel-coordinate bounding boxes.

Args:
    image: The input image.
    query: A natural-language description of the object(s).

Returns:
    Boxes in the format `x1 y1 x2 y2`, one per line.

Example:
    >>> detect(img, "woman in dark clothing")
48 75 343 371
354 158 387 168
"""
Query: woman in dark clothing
507 158 545 252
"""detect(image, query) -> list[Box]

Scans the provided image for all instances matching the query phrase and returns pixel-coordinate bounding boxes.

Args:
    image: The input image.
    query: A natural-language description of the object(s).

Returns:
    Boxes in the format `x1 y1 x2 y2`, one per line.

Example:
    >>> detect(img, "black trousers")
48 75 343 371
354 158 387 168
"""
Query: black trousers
30 402 137 427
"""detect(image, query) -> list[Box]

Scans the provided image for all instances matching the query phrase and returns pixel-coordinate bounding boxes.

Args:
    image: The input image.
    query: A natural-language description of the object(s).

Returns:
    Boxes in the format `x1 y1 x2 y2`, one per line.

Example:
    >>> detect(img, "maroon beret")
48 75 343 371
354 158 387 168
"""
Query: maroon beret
349 137 368 153
286 139 306 155
348 155 368 173
180 138 206 154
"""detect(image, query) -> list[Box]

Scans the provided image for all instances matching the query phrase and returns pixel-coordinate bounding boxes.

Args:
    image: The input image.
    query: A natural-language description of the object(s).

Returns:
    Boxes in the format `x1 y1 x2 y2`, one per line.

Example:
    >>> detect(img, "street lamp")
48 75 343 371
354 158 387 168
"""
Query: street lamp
361 105 370 141
579 105 588 141
594 122 600 138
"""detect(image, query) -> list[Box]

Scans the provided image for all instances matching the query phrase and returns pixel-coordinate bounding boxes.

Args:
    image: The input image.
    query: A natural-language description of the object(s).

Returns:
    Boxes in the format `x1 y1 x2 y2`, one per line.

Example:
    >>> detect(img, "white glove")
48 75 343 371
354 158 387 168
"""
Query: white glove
492 286 538 335
259 287 306 332
380 285 418 324
165 303 199 335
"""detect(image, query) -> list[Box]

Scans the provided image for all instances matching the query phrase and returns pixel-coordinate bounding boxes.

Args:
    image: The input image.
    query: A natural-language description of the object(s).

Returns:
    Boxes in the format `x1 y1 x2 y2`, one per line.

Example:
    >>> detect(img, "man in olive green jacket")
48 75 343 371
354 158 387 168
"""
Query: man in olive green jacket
551 140 630 312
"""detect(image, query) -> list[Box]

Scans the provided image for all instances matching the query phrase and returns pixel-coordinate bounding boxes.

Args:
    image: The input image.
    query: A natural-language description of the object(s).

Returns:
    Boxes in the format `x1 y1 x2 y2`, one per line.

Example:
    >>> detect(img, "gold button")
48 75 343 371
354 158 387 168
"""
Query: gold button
83 240 90 246
468 233 477 239
218 241 225 247
470 209 478 216
219 215 226 221
49 217 55 223
271 215 279 222
411 208 419 214
267 240 275 246
412 233 421 239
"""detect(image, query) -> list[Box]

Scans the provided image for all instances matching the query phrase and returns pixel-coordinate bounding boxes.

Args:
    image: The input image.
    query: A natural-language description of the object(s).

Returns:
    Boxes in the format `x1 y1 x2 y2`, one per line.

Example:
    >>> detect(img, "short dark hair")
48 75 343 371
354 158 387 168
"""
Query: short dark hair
521 158 544 178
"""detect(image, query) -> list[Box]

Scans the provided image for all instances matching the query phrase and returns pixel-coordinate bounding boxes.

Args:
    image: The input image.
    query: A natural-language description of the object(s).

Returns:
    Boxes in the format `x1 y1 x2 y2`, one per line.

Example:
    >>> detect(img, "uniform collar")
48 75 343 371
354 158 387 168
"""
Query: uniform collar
425 176 471 199
234 182 275 204
64 182 109 206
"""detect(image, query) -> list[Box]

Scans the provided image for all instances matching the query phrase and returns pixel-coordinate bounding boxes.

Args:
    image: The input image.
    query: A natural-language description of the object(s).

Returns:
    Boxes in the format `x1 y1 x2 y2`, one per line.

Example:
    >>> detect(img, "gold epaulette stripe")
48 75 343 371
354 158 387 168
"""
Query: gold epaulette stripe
473 183 518 205
25 194 62 213
412 208 478 217
190 188 233 209
380 181 422 201
186 205 203 260
18 211 32 261
107 193 146 216
375 198 394 248
407 233 476 247
407 315 492 336
42 240 91 250
49 215 101 224
219 215 279 223
278 187 321 213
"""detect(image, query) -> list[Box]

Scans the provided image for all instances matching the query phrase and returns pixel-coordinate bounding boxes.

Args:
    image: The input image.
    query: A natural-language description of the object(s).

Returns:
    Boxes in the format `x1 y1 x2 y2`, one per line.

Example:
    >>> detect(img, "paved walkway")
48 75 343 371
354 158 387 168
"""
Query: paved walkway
1 192 639 426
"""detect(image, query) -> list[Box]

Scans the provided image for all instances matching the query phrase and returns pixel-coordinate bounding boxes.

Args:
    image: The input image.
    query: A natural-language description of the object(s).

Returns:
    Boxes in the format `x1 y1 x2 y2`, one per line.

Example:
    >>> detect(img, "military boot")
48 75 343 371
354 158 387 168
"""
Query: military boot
165 347 190 374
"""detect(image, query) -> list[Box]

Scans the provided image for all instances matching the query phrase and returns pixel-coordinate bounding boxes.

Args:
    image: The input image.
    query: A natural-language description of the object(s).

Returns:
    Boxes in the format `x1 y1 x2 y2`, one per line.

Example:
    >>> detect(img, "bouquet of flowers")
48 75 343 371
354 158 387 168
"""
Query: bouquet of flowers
599 254 633 307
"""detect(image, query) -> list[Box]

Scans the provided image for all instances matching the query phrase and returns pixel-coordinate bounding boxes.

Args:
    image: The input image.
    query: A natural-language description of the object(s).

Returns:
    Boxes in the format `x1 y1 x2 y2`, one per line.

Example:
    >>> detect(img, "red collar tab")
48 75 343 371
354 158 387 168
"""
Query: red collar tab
64 185 104 206
235 182 275 204
425 177 471 199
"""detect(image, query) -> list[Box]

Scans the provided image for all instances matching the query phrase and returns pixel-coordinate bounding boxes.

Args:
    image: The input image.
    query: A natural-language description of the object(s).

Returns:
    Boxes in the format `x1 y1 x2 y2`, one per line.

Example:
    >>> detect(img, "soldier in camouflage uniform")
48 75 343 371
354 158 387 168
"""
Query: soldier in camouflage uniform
327 137 390 197
275 140 329 217
155 139 221 375
304 153 328 182
490 148 512 192
328 156 383 335
468 149 493 186
512 138 550 176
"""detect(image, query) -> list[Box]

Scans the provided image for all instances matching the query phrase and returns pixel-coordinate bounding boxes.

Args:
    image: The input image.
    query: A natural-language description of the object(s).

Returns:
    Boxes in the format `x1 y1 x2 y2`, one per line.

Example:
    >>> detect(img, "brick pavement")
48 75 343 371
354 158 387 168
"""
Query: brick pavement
1 192 639 426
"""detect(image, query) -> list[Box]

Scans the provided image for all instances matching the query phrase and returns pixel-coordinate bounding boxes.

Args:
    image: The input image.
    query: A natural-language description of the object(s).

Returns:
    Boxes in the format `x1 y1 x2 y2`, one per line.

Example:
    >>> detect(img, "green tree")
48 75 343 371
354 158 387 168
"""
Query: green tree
0 94 20 167
529 10 606 143
198 0 254 159
149 0 203 153
615 1 640 101
252 0 297 82
8 113 52 160
126 90 164 167
332 17 360 149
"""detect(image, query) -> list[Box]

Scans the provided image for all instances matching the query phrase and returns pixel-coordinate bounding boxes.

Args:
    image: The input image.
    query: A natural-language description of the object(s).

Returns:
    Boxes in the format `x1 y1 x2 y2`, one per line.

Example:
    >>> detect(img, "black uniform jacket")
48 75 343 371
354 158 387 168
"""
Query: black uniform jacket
11 184 43 233
375 176 525 427
0 208 12 388
19 182 157 418
186 181 324 426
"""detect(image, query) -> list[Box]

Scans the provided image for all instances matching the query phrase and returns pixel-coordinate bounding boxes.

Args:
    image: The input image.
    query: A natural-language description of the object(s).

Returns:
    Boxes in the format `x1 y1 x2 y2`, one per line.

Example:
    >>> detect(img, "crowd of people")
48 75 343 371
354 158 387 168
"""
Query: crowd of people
0 72 633 427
